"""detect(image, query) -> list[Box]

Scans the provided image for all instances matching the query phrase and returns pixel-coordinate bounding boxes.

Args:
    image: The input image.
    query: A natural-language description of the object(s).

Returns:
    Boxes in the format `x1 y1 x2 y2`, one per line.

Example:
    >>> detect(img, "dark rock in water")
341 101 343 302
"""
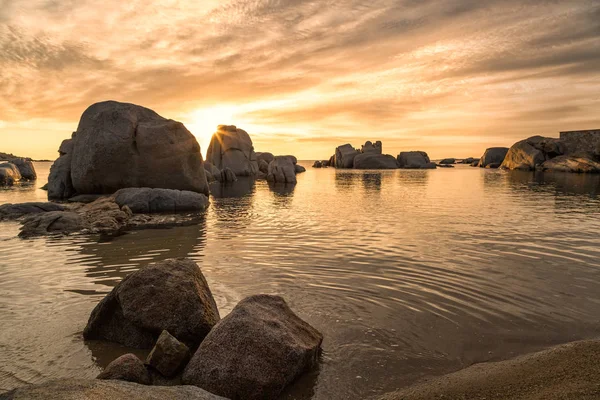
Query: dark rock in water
0 378 226 400
560 130 600 158
439 158 456 165
397 151 431 169
219 167 238 183
258 159 270 173
48 138 76 200
294 164 306 174
361 140 383 154
203 161 221 183
437 164 455 168
19 211 85 238
10 158 36 180
206 125 258 176
485 162 502 169
146 330 191 378
114 188 209 214
83 258 220 349
461 157 476 164
68 101 209 196
0 202 65 220
328 154 335 167
79 197 132 233
541 155 600 173
334 144 359 168
97 353 151 385
0 163 21 186
267 156 297 184
313 161 322 168
353 153 398 169
478 147 508 168
255 152 275 165
470 161 479 167
423 162 437 169
68 194 105 203
321 159 330 167
182 294 323 400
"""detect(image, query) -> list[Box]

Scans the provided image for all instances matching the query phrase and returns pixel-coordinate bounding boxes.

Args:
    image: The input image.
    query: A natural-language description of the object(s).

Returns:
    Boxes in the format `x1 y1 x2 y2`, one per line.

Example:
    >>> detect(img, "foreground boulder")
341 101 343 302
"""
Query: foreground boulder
0 378 226 400
267 156 297 184
0 163 21 185
146 330 191 378
478 147 509 168
50 101 210 199
97 354 151 385
83 258 220 349
397 151 433 169
0 202 65 220
334 144 359 168
540 155 600 173
182 294 322 400
353 153 398 169
10 158 36 180
114 188 209 213
48 138 76 200
206 125 258 176
312 161 322 168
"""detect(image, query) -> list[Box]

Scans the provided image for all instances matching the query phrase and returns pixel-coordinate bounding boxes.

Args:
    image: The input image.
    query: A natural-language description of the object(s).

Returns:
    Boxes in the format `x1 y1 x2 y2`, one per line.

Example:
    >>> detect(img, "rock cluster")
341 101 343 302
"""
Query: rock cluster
477 147 509 169
0 158 37 186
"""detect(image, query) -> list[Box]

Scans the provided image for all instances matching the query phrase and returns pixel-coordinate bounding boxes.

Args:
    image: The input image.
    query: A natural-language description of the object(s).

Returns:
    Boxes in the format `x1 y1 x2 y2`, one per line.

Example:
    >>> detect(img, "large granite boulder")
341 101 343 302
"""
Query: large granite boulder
206 125 258 176
65 101 209 197
540 155 600 173
361 141 382 154
146 330 191 378
334 144 359 168
397 151 432 169
478 147 509 168
182 295 323 400
48 138 76 200
10 158 36 180
0 202 65 220
501 136 565 170
255 152 274 164
353 153 398 169
97 354 151 385
0 379 226 400
83 258 220 349
267 156 297 184
114 188 209 214
560 130 600 158
0 163 21 186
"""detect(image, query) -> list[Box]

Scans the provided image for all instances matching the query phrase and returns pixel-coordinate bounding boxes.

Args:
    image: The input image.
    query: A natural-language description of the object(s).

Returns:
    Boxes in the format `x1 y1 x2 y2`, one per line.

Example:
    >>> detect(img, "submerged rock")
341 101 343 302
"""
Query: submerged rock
0 202 65 220
97 354 151 385
0 378 226 400
540 155 600 173
114 188 209 214
478 147 509 168
62 101 210 197
353 153 398 169
206 125 258 176
0 163 21 186
334 144 359 168
10 158 36 180
83 258 220 349
182 295 323 400
48 138 76 200
397 151 432 169
267 156 297 184
146 330 191 378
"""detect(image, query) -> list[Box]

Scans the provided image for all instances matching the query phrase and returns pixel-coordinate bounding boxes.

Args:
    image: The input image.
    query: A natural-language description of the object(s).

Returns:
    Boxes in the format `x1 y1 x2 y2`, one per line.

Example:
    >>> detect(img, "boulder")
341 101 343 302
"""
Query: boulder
219 167 237 183
48 138 76 200
439 158 456 165
478 147 509 168
423 162 437 169
267 156 297 184
146 330 191 378
312 161 322 168
485 162 502 169
0 163 21 186
461 157 476 164
203 162 221 183
328 155 335 167
397 151 431 169
0 202 65 220
113 188 209 214
470 161 479 167
361 141 382 154
0 378 226 400
182 295 323 400
501 136 566 170
19 211 85 238
97 354 151 385
255 152 274 164
353 153 398 169
83 258 220 349
79 197 132 233
10 158 36 180
68 101 209 196
540 155 600 173
258 159 270 173
321 159 330 167
294 164 306 174
206 125 258 176
334 144 359 168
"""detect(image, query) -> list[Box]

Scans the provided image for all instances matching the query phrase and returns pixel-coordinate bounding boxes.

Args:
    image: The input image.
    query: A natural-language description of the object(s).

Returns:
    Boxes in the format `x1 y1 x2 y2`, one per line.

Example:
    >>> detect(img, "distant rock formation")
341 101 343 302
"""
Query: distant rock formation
206 125 259 177
354 153 398 169
331 141 399 170
10 158 37 180
334 144 360 168
439 158 456 165
397 151 435 169
361 140 382 154
267 156 297 184
0 158 37 186
478 147 509 168
501 136 564 170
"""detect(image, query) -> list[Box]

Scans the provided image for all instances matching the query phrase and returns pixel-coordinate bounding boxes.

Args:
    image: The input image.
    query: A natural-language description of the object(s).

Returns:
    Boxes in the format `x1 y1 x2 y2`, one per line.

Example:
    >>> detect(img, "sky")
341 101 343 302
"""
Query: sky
0 0 599 160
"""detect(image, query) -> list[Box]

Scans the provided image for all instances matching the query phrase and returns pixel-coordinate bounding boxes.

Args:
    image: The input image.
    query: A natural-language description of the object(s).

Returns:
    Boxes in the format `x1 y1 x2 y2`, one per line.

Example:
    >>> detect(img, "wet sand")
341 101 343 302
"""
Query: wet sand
380 339 600 400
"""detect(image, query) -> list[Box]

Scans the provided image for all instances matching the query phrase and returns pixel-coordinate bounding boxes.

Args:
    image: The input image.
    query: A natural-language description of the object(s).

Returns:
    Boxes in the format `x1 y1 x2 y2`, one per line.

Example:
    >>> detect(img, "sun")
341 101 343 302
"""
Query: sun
186 105 240 156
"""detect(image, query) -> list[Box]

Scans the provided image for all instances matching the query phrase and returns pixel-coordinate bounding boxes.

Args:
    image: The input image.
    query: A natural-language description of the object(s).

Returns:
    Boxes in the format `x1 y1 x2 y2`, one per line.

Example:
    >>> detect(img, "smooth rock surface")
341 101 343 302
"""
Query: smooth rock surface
541 155 600 173
353 153 398 169
501 136 565 171
83 258 220 349
10 158 37 180
0 163 21 186
114 188 209 214
206 125 258 176
48 138 76 200
397 152 431 169
97 353 151 385
334 144 359 168
69 101 209 196
478 147 509 168
146 330 191 378
0 378 226 400
0 202 65 220
267 156 297 184
182 294 323 400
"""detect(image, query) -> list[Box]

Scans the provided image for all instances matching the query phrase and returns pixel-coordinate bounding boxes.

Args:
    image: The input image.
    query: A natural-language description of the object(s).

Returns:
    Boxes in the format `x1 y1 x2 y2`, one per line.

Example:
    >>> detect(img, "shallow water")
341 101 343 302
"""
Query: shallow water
1 162 600 399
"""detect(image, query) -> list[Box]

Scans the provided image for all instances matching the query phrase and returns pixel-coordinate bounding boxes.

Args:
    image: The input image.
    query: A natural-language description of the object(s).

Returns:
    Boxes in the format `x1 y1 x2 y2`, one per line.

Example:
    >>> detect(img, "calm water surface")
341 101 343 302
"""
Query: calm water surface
1 162 600 399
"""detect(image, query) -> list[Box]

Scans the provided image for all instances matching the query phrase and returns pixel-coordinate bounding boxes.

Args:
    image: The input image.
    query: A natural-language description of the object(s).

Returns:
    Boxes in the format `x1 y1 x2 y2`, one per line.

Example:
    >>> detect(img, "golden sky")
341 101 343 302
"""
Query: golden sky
1 0 599 160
